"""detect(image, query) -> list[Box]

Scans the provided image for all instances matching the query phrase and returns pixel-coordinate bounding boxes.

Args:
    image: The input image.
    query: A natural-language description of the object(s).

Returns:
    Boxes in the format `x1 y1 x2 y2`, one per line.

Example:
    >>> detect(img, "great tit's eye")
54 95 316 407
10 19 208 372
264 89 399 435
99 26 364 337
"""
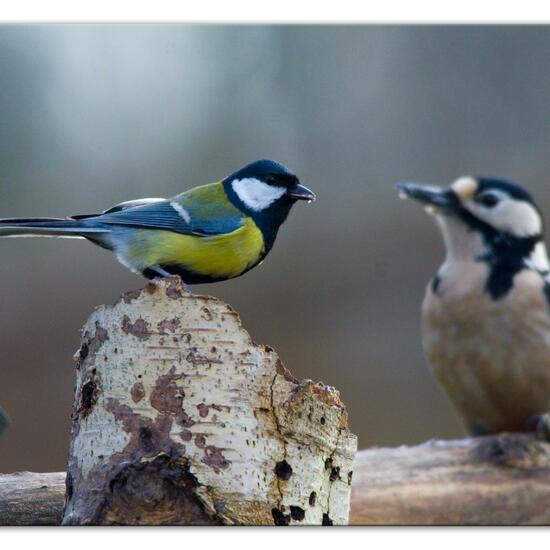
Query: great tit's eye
477 192 500 208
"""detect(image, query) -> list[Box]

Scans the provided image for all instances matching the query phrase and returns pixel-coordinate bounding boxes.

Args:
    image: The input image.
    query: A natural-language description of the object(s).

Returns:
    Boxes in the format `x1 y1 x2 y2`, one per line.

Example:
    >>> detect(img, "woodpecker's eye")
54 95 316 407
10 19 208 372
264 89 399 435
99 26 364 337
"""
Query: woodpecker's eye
477 192 500 208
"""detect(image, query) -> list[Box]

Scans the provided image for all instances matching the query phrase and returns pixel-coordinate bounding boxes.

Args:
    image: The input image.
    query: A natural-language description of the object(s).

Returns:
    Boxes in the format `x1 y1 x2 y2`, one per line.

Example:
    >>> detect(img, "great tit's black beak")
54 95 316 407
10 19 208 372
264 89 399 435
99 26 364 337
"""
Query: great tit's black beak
287 183 316 202
397 182 456 210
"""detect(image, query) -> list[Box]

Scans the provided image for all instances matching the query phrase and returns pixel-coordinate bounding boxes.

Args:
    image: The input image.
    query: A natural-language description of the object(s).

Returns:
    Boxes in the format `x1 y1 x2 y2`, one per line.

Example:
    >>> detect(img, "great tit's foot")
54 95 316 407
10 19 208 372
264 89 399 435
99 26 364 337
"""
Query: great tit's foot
144 270 191 295
160 274 190 294
144 267 190 292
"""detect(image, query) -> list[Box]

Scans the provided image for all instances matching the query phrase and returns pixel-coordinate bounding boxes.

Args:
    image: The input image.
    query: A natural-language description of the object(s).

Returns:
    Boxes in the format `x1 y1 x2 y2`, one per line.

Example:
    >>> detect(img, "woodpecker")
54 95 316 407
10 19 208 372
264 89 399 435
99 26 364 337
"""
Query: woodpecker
398 176 550 436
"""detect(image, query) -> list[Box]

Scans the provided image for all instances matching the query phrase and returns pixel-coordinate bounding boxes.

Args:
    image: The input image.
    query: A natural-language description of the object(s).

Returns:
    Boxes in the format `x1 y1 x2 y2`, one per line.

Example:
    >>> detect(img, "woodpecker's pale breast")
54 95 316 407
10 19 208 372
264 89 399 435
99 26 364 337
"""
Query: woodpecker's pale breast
422 262 550 434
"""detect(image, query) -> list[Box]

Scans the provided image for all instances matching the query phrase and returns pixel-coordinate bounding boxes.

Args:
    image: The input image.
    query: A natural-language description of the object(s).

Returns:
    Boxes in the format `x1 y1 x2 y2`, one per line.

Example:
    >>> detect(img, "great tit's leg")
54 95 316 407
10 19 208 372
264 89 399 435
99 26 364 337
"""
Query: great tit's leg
143 266 191 293
150 265 173 278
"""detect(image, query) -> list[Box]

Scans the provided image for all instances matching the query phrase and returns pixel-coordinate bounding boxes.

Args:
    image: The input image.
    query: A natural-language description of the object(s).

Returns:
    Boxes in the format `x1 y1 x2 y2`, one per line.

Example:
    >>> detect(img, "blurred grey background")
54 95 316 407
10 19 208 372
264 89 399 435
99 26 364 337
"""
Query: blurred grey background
2 25 550 472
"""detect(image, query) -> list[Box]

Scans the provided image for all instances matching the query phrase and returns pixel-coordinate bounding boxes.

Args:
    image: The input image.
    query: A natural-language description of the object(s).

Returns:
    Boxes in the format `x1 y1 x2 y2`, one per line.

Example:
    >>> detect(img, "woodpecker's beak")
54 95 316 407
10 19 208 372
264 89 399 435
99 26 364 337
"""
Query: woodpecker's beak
397 182 456 211
287 183 316 202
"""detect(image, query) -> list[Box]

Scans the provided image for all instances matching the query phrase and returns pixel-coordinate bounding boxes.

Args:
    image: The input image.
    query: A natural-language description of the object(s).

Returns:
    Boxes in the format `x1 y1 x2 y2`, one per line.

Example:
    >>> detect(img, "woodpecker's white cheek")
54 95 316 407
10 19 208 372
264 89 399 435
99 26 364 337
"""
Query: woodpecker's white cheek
470 200 542 237
231 178 286 211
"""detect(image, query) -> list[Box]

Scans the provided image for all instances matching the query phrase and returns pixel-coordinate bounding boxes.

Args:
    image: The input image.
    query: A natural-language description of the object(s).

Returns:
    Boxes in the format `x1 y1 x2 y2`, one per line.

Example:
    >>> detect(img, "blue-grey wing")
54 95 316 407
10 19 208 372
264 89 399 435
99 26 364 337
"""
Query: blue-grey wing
86 190 244 236
102 198 166 214
71 198 166 220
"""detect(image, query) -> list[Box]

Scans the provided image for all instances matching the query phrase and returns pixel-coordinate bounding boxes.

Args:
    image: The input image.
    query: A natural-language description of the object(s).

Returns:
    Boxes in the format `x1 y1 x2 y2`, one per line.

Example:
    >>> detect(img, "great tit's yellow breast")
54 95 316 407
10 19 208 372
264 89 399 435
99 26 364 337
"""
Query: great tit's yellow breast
126 218 265 280
422 262 550 433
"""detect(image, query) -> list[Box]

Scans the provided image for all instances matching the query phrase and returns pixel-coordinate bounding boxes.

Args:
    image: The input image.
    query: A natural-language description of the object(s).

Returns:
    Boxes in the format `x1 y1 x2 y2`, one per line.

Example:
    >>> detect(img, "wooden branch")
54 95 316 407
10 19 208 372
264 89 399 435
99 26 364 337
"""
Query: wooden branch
61 277 356 525
0 472 65 525
350 434 550 525
2 433 550 525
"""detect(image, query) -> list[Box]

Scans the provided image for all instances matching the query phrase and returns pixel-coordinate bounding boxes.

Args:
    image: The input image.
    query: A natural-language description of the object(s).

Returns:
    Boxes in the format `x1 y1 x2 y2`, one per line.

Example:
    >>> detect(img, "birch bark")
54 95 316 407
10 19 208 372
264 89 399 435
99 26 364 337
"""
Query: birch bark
62 277 357 525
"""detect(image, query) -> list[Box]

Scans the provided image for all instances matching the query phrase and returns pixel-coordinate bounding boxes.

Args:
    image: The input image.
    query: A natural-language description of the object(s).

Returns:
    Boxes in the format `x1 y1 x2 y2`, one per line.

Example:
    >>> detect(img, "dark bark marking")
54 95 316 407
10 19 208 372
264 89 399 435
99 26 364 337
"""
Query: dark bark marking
185 348 221 367
271 508 290 526
122 289 142 304
99 454 222 525
274 460 293 481
157 317 181 335
76 322 109 370
179 429 193 442
130 382 145 404
290 506 305 521
197 403 209 418
150 366 185 416
201 307 213 321
201 446 230 473
121 316 151 341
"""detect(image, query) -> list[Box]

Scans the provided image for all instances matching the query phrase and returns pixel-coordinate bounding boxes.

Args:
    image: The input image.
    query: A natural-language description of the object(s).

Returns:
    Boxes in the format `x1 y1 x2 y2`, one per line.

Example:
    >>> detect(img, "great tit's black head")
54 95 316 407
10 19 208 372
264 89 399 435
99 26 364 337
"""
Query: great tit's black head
398 176 543 240
224 160 315 213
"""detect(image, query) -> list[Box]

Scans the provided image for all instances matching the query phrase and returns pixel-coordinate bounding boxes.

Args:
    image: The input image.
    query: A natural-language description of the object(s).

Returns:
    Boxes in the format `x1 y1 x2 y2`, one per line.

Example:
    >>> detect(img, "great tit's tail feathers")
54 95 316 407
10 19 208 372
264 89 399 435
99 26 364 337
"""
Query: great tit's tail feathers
0 217 108 237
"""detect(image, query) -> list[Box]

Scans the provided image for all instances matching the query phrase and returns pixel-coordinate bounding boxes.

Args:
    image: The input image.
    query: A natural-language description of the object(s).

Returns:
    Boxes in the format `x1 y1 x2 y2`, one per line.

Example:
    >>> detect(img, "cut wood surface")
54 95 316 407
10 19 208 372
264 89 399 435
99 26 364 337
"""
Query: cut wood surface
61 277 356 525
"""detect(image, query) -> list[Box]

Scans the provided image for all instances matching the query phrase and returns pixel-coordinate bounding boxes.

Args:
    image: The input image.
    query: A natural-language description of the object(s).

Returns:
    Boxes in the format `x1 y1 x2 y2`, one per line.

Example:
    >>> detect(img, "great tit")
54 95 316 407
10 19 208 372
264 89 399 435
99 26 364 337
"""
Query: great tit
0 160 315 286
398 176 550 436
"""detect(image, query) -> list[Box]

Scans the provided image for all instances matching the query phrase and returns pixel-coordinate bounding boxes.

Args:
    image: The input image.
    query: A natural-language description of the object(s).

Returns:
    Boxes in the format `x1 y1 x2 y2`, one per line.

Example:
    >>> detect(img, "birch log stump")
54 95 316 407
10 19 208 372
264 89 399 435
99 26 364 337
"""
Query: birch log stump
62 277 357 525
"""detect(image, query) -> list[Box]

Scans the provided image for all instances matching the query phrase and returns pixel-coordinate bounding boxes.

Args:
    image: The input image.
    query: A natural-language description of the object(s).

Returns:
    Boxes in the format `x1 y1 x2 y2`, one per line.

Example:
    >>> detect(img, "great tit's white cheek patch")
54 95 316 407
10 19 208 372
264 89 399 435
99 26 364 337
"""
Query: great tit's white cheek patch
232 178 286 211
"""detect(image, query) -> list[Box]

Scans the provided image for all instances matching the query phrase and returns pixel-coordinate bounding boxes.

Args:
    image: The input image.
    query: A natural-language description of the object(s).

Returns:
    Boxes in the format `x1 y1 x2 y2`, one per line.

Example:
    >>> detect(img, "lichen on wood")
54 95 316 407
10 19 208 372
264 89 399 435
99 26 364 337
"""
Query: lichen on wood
62 277 357 525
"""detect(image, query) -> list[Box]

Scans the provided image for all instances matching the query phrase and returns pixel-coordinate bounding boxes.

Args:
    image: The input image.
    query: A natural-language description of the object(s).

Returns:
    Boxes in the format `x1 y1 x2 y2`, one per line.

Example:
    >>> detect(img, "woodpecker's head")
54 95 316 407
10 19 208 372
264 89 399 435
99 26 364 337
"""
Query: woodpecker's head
397 177 547 268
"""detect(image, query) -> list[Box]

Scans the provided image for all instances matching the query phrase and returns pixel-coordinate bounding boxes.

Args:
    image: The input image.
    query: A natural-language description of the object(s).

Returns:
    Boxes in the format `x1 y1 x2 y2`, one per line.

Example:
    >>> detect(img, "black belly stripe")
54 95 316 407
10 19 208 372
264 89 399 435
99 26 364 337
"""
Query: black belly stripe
143 261 262 285
143 264 228 284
